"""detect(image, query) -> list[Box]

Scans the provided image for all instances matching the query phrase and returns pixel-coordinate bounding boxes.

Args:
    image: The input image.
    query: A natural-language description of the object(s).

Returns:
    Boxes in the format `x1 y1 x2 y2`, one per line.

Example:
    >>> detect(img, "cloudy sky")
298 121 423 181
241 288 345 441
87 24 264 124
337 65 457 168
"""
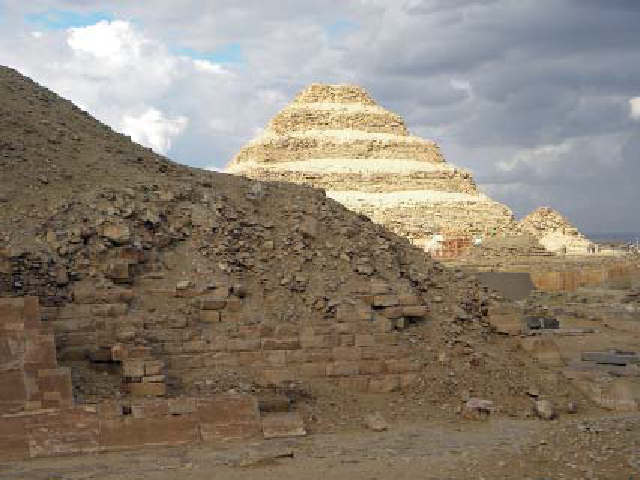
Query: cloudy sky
1 0 639 234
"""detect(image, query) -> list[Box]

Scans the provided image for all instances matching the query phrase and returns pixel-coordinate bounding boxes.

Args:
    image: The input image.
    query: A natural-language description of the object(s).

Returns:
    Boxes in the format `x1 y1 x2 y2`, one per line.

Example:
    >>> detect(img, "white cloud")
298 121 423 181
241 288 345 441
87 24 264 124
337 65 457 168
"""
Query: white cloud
630 97 640 121
121 108 188 154
67 20 144 67
31 31 43 38
193 59 229 75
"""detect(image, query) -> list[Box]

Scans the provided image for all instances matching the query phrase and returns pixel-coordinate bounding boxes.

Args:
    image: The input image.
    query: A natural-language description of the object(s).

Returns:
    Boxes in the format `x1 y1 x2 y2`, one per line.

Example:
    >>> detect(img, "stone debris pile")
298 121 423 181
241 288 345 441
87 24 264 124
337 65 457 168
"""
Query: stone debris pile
0 66 609 461
227 83 519 247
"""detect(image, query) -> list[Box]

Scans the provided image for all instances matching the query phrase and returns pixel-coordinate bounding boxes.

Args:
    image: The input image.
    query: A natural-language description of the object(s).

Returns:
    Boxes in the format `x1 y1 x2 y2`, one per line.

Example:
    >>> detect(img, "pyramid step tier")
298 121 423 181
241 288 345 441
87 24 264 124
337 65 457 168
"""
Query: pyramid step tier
269 109 408 136
327 190 518 241
231 163 478 195
292 84 378 105
233 135 444 165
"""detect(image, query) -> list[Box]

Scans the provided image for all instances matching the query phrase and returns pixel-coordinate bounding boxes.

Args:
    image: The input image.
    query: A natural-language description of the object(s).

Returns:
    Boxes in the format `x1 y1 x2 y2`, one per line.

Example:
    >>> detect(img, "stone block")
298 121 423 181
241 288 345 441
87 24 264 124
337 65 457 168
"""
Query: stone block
261 337 301 350
327 361 359 377
225 298 243 312
256 368 297 386
36 368 73 407
100 416 199 450
145 360 164 376
581 351 639 366
169 397 197 415
373 332 399 346
227 339 261 352
305 349 333 362
402 305 429 317
382 306 403 319
299 362 328 377
526 317 560 330
220 310 247 323
169 354 206 370
128 382 166 397
0 332 25 369
358 360 384 375
301 335 334 349
262 412 306 439
368 375 400 393
264 350 287 366
197 295 227 310
333 346 361 361
399 373 420 388
131 399 170 418
530 337 565 367
122 359 145 378
200 310 221 323
355 334 375 347
0 415 29 460
398 295 421 306
373 295 399 307
338 334 355 347
284 350 308 364
26 407 101 458
258 394 291 413
337 376 369 392
236 351 264 367
385 359 421 374
489 314 524 336
370 282 390 295
198 394 261 443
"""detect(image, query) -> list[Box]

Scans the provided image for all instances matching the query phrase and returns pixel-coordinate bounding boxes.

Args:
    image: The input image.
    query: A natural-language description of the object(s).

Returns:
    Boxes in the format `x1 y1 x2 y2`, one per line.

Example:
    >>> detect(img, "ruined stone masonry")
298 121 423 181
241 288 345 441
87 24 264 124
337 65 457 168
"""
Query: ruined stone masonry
519 207 595 255
227 84 520 247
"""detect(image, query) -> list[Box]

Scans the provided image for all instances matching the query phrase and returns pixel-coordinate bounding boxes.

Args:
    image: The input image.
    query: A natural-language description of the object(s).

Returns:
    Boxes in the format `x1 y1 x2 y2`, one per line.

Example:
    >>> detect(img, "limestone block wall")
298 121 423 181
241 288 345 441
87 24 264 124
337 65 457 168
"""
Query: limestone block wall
0 296 287 460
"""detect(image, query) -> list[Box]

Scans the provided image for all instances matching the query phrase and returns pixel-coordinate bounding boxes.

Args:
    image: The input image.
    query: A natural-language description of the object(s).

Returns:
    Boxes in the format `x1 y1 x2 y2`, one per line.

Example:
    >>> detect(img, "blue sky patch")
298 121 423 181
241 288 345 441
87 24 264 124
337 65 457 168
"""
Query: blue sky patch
26 9 113 30
175 43 243 64
326 19 358 38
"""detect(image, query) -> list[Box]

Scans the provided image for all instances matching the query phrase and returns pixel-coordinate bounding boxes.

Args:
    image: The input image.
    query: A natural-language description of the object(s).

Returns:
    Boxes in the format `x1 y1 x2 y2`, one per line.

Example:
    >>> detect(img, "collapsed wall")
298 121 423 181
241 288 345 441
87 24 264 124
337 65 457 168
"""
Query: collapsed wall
227 84 519 247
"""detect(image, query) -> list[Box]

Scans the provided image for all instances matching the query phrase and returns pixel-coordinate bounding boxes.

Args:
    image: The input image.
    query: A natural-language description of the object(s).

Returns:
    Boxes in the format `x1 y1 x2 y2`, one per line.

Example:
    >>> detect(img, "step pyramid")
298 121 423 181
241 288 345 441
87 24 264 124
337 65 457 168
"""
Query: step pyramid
519 207 595 254
227 84 518 247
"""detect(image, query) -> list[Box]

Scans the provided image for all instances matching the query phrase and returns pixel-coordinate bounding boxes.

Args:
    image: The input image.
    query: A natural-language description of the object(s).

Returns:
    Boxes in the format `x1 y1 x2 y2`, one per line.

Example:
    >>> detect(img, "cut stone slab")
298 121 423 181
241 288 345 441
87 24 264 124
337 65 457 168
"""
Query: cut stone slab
581 351 640 366
262 412 306 439
526 317 560 330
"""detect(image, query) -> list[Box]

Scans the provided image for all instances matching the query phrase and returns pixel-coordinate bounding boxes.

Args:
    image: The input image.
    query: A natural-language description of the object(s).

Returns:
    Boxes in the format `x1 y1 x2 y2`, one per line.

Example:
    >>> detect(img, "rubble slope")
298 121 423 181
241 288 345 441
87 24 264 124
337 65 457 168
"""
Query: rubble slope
0 66 578 419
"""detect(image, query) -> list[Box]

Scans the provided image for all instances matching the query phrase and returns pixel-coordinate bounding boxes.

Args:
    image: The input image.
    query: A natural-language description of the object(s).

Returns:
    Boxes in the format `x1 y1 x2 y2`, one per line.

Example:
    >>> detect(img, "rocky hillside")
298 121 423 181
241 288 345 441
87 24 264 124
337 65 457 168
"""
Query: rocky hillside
0 66 579 421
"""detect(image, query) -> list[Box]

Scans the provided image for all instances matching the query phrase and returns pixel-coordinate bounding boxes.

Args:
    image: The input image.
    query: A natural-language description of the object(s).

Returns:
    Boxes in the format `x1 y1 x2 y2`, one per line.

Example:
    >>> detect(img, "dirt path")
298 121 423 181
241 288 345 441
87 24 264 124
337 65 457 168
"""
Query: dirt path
2 413 639 479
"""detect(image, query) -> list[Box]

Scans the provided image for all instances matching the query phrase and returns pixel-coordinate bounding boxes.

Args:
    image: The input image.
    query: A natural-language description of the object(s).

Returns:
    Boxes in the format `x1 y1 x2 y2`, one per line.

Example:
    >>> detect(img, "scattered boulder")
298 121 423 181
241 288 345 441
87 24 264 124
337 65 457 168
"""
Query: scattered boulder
533 399 556 420
462 398 493 420
363 412 389 432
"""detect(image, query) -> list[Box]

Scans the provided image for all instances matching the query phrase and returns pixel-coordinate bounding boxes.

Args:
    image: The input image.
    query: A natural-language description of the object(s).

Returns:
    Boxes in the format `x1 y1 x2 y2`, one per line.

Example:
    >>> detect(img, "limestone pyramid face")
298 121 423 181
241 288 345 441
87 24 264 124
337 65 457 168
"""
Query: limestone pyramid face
227 84 518 246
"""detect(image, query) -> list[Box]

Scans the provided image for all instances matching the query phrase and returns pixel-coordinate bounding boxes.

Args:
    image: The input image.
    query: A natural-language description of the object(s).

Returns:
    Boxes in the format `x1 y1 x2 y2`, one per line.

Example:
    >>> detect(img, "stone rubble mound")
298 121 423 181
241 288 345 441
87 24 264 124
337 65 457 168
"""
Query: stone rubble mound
226 84 519 247
0 67 586 459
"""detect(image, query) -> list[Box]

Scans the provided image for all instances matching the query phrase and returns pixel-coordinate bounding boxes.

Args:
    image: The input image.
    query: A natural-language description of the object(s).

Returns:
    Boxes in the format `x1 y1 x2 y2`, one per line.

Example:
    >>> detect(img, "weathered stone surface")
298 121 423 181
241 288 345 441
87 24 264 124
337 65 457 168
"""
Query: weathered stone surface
533 399 556 420
462 398 493 420
362 411 388 432
262 412 306 439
